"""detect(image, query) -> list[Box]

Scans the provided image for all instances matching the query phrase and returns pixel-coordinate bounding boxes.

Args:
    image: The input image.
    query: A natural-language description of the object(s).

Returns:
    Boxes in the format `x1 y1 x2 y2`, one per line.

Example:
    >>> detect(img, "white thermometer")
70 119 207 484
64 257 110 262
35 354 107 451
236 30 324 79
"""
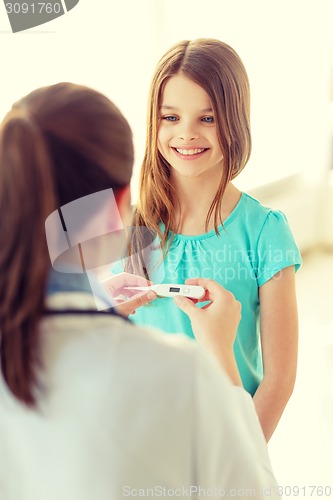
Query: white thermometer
124 284 206 299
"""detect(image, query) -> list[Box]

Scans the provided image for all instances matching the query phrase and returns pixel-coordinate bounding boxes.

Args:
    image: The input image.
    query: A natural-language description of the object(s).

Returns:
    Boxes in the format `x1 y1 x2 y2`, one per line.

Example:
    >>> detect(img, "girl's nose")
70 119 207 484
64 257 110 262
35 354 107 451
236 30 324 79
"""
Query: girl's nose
178 123 199 142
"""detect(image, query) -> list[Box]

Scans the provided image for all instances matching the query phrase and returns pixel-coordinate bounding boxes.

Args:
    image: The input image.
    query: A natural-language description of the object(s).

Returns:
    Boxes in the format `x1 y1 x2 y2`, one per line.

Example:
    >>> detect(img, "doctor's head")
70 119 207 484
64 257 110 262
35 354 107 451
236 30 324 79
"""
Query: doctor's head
0 82 134 405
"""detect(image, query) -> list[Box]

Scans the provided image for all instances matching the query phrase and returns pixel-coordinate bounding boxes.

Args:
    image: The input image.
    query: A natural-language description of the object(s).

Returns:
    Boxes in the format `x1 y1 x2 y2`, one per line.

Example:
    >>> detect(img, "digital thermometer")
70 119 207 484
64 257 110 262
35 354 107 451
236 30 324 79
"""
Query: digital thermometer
124 284 206 299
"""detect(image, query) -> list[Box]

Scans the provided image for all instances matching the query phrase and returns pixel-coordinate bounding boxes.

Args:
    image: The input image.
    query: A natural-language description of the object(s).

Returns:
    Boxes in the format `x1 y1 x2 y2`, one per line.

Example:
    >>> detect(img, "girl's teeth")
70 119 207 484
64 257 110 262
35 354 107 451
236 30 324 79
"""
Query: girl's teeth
176 148 205 155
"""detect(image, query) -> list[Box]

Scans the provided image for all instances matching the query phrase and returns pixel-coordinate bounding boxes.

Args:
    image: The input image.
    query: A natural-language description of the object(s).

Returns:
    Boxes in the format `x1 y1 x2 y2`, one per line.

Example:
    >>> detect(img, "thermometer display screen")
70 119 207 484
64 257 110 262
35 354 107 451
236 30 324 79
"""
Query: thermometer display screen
169 287 181 293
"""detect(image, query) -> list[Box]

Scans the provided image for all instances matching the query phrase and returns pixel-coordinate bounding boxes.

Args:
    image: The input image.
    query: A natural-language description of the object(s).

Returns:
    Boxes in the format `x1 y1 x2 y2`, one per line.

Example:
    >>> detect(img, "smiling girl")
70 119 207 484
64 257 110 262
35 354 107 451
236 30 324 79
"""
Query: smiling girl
123 39 302 441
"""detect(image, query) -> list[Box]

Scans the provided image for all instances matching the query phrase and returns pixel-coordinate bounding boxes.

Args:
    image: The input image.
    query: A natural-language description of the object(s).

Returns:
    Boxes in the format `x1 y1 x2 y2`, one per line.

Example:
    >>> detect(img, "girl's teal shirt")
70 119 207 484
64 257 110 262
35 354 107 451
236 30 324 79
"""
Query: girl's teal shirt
117 193 302 395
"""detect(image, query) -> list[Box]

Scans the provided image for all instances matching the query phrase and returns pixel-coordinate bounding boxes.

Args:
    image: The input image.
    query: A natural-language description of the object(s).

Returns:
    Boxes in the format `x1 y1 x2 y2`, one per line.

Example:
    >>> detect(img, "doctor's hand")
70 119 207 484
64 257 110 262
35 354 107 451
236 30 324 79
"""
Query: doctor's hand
174 278 243 386
100 272 156 317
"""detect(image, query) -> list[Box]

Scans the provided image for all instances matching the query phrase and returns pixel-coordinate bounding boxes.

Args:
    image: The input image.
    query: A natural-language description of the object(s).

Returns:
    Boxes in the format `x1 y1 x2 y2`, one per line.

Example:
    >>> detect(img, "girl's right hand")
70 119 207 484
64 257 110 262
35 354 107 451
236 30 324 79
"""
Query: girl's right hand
174 278 243 386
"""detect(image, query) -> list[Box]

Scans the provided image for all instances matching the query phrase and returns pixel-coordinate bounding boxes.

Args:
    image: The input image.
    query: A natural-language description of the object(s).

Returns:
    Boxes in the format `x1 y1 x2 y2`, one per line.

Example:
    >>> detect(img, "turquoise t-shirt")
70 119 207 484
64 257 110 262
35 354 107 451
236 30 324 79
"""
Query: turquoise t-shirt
115 193 302 395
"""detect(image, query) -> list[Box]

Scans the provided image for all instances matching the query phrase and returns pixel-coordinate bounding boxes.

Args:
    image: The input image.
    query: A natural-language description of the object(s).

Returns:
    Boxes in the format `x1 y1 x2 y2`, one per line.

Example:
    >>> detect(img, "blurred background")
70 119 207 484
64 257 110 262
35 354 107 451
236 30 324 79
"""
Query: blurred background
1 0 333 492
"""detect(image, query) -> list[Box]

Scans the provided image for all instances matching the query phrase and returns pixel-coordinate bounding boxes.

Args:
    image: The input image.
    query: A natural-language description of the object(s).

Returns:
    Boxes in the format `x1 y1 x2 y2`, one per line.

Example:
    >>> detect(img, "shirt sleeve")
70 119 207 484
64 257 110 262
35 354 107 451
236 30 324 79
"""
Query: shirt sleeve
256 209 302 287
193 350 280 499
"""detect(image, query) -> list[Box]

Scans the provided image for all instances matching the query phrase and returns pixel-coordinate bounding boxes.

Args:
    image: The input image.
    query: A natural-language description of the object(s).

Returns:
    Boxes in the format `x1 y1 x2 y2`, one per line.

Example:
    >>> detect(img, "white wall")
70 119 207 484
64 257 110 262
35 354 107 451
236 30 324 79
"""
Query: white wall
248 174 326 252
321 173 333 248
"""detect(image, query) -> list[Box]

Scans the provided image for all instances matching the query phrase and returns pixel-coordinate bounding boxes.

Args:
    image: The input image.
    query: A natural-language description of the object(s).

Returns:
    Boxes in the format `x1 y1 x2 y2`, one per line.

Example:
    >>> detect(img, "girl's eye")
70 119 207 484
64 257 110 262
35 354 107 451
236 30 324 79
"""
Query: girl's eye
202 116 214 123
162 115 178 122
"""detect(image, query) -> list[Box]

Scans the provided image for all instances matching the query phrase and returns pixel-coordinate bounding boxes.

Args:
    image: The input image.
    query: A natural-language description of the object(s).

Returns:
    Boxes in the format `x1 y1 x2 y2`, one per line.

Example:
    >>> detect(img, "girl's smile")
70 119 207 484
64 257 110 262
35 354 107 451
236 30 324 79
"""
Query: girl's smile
171 147 209 160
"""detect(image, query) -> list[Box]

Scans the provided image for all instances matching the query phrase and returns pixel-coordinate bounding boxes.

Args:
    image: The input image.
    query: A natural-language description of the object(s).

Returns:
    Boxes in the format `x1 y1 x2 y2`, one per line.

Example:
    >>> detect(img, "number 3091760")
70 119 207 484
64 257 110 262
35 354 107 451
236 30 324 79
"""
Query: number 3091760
5 3 62 14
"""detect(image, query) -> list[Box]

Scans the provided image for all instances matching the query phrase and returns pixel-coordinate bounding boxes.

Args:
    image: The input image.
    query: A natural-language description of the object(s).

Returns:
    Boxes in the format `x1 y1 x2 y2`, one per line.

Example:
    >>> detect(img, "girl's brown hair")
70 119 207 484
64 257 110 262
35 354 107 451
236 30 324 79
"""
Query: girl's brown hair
129 38 251 274
0 82 133 406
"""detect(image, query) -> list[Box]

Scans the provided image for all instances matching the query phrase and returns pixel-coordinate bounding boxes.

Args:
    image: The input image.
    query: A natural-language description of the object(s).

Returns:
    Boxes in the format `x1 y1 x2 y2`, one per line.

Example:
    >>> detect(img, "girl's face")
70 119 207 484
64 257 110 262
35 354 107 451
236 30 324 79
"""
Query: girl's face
157 73 223 179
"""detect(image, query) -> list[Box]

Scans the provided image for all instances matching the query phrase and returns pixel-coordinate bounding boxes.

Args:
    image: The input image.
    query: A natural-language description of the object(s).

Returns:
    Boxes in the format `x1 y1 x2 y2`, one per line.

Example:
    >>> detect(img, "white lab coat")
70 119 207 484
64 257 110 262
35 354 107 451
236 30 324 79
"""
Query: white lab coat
0 292 279 499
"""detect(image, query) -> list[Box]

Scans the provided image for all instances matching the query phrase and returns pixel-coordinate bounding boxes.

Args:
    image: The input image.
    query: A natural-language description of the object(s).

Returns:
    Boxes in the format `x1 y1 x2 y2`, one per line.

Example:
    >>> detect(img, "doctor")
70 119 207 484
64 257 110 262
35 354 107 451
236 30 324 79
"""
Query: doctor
0 82 279 499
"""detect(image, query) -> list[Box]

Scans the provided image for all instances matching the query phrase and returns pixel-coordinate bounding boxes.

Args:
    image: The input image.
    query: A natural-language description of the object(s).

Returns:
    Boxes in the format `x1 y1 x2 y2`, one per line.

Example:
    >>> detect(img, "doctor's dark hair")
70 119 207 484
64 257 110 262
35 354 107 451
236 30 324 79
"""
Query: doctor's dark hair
130 39 251 270
0 83 133 406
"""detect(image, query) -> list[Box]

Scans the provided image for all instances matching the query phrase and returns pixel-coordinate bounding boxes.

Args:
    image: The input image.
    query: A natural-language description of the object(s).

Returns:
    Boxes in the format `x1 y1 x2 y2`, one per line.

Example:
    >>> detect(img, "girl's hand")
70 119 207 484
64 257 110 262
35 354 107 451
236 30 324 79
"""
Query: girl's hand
174 278 243 385
100 272 156 317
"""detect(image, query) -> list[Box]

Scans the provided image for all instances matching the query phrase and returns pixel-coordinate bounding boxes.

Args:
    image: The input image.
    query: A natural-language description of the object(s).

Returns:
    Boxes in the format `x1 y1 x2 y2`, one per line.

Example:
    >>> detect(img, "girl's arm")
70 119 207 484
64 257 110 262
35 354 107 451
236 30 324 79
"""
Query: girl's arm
253 265 299 442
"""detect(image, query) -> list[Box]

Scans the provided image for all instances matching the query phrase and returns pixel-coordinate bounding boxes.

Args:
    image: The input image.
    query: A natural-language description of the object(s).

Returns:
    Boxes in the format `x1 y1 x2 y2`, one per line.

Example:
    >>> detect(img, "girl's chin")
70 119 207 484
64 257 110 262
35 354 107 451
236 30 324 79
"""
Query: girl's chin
169 167 210 179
